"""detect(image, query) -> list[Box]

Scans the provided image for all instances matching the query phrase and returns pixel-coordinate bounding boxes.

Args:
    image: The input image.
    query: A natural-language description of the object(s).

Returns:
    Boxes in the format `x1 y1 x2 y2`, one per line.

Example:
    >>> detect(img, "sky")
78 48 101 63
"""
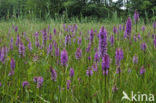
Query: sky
113 0 118 2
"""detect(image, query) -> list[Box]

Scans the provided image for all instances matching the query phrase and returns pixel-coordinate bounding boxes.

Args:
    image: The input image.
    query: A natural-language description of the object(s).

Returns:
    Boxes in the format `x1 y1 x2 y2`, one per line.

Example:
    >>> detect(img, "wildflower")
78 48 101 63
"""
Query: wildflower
113 26 118 34
65 35 71 46
54 28 56 35
126 17 132 38
141 26 145 32
86 43 91 53
102 54 110 75
99 26 107 58
78 37 82 46
141 42 147 52
70 68 74 78
19 41 25 56
119 24 122 31
16 34 20 46
55 47 59 57
102 54 110 70
86 68 93 76
15 26 18 32
50 67 57 82
140 66 146 75
92 63 98 72
110 35 114 46
154 36 156 48
47 43 53 55
133 35 137 42
75 48 82 60
66 80 71 90
134 10 139 23
115 48 124 66
28 41 32 51
61 49 68 67
33 76 44 88
22 81 29 88
90 29 94 42
10 37 13 50
112 85 118 92
8 58 15 76
133 55 138 64
94 52 99 62
49 33 52 41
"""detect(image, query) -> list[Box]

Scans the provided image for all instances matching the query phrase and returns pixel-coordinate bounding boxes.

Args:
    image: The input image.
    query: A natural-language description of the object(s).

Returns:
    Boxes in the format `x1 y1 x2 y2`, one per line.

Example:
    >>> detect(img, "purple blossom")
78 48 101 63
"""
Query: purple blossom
53 40 58 48
86 68 93 76
138 34 141 40
92 63 98 72
126 17 132 38
19 41 25 56
115 48 124 66
66 80 71 90
141 26 145 32
140 66 146 75
70 68 74 78
134 10 139 23
124 30 127 39
10 37 13 50
10 58 15 70
110 35 114 46
49 33 52 41
119 24 122 31
102 54 110 74
22 81 29 88
75 48 82 60
133 35 137 42
94 52 99 62
102 54 110 69
133 55 138 64
16 34 20 46
42 29 47 47
28 41 32 51
112 85 118 92
15 26 18 32
154 36 156 48
50 67 57 82
98 26 107 58
87 56 91 61
103 69 109 75
113 26 118 34
141 42 147 52
90 29 94 42
33 76 44 88
78 37 82 46
0 47 5 63
0 82 1 87
54 28 56 35
8 58 15 76
61 49 68 67
65 35 71 46
47 43 53 55
86 43 91 53
55 47 60 57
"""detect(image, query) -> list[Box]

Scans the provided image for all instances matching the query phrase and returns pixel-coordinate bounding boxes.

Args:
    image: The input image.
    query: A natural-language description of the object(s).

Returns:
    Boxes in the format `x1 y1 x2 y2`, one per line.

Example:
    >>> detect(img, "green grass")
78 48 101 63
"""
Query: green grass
0 18 155 103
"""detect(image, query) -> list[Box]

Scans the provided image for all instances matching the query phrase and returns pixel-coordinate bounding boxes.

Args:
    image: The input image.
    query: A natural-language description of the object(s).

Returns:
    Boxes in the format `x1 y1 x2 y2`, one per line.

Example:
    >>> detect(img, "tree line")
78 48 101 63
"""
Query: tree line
0 0 156 20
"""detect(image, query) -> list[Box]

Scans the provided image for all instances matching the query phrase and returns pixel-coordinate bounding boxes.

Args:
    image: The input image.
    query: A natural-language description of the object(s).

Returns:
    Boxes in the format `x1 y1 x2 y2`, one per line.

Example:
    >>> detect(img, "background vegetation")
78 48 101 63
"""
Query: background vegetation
0 0 156 21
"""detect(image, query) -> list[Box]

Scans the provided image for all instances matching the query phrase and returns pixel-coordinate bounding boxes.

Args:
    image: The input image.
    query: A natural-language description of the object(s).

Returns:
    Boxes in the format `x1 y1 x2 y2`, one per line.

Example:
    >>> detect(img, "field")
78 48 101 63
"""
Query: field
0 18 156 103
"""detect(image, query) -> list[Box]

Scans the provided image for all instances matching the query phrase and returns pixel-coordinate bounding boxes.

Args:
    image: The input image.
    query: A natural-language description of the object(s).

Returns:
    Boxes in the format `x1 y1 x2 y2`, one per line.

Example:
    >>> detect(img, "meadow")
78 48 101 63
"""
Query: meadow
0 17 156 103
